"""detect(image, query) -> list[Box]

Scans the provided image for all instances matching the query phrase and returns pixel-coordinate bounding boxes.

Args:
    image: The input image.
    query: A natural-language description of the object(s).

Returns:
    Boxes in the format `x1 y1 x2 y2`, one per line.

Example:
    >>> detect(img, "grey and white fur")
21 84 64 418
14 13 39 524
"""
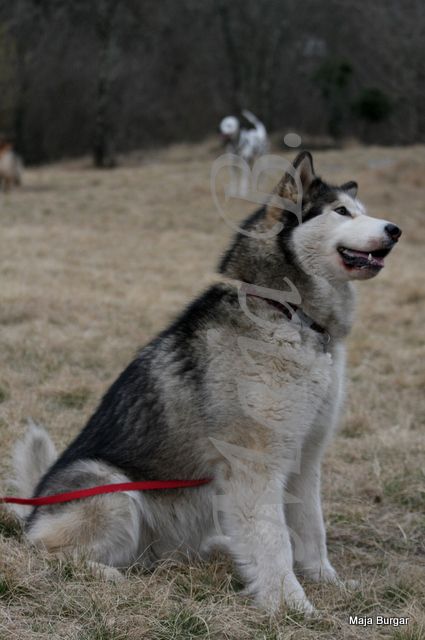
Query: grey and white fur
10 152 401 614
219 110 268 195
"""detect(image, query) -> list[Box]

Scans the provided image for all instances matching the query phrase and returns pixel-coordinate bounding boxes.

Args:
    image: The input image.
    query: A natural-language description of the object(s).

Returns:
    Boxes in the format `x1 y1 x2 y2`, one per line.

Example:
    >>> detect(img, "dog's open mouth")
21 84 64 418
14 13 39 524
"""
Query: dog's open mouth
337 246 392 270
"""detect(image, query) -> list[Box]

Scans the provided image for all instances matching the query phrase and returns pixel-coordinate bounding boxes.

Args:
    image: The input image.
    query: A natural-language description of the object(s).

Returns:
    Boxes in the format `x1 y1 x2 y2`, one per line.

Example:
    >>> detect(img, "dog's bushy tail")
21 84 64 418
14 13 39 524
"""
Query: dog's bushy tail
10 420 57 517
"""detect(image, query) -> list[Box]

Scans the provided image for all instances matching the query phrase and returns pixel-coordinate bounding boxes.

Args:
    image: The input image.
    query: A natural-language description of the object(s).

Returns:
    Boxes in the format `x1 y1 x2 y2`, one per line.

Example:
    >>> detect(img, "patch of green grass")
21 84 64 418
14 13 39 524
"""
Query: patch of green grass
341 414 370 438
382 582 414 606
78 626 118 640
0 310 32 326
384 474 425 510
0 512 22 539
172 563 243 604
392 626 425 640
336 588 378 616
53 387 91 410
229 572 245 593
0 577 32 602
252 610 335 640
0 385 9 403
329 512 352 525
73 605 120 640
329 511 364 526
173 569 207 600
0 576 10 598
251 630 283 640
176 572 223 603
155 608 210 639
51 558 80 581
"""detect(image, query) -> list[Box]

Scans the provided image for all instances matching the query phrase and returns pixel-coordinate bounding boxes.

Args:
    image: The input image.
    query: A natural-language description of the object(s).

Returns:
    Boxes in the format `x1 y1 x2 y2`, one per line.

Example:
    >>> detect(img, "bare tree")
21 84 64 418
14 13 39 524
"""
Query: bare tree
0 0 423 163
216 0 244 112
92 0 119 168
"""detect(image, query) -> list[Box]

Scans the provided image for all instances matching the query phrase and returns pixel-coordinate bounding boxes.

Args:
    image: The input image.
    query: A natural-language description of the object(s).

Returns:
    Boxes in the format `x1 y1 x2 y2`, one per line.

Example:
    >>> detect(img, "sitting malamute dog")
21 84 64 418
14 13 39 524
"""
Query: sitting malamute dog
11 152 401 614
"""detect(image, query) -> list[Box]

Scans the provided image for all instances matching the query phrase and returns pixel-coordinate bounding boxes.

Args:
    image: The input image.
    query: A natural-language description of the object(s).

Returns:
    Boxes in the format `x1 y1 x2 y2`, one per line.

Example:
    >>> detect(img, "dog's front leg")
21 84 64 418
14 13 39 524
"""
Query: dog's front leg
286 350 346 584
286 458 338 584
217 472 314 614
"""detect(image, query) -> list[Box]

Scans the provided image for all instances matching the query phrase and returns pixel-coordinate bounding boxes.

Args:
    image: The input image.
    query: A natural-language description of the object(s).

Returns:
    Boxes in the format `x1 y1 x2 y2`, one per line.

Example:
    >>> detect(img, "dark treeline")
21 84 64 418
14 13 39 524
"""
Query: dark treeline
0 0 423 165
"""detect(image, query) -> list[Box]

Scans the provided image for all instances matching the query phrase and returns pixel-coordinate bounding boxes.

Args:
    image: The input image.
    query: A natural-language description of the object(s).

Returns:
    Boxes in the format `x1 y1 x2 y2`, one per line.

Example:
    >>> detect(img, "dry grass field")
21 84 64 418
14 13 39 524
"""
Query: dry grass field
0 141 424 639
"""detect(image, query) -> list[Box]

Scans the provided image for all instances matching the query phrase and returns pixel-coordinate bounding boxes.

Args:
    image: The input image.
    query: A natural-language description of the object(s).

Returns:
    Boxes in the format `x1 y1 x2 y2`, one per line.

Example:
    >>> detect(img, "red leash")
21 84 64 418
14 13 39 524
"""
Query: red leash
0 478 212 507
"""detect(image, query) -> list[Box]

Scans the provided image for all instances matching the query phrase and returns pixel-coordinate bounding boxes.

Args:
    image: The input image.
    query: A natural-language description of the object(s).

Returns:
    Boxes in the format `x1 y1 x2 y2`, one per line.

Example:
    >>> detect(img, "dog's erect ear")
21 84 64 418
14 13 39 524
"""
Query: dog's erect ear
292 151 316 194
275 151 316 199
341 181 358 198
266 151 316 224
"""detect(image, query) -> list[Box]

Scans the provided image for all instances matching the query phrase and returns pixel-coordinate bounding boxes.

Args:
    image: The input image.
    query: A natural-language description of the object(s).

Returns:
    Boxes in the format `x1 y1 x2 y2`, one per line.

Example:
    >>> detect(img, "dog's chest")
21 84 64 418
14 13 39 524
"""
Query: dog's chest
207 323 336 445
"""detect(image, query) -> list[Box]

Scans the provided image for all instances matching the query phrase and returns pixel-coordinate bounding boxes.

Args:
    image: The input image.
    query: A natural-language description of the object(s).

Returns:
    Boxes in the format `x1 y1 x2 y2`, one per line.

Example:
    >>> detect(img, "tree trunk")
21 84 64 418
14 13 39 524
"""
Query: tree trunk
93 1 117 168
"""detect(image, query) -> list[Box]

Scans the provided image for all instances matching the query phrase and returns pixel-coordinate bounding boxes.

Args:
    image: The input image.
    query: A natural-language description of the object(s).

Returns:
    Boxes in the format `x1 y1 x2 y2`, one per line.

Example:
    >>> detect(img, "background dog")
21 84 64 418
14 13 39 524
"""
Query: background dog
219 110 268 195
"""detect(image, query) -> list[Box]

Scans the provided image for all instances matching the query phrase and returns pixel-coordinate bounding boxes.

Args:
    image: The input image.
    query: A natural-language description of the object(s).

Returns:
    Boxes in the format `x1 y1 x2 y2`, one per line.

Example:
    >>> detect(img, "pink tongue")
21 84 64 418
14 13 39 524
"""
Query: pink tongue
346 249 384 267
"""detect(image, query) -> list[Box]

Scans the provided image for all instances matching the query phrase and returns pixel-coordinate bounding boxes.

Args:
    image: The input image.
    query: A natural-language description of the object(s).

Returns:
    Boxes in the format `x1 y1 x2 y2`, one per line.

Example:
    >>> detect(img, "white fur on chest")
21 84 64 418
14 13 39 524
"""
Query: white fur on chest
207 320 340 457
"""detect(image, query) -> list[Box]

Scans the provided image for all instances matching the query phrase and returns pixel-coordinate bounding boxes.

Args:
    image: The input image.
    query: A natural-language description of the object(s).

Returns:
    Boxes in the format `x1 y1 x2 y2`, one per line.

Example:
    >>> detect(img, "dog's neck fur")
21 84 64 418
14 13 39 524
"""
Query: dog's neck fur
219 209 355 341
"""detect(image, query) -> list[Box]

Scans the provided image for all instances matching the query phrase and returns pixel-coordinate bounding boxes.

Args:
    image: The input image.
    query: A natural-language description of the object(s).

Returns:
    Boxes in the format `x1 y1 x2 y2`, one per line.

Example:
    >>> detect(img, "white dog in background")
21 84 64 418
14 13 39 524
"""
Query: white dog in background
219 110 268 195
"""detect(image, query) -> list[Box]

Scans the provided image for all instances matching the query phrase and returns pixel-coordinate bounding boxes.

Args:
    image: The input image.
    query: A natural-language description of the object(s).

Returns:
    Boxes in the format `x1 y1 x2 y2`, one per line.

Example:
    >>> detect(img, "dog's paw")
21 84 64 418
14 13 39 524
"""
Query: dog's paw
254 576 316 616
267 593 316 617
200 535 232 557
287 596 316 617
298 562 360 591
86 561 125 582
297 560 340 585
341 578 360 591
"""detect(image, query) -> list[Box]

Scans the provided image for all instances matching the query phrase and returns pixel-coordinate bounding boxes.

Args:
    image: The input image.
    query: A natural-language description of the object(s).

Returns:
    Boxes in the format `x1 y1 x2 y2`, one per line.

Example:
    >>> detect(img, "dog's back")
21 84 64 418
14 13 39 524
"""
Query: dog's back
240 110 268 156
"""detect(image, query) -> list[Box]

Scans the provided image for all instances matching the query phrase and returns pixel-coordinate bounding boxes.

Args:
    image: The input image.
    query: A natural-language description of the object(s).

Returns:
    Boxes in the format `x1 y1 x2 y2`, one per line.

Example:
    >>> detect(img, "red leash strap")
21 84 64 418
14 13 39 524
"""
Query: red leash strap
0 478 212 507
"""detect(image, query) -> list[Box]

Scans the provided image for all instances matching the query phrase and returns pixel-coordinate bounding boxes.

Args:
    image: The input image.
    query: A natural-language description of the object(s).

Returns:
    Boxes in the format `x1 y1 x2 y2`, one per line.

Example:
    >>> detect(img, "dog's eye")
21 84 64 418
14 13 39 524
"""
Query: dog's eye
334 206 351 217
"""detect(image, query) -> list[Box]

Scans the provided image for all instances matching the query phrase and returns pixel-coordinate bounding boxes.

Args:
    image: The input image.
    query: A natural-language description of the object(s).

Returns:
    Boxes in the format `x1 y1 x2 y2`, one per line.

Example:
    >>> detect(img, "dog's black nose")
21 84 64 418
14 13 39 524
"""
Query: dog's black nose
385 223 402 241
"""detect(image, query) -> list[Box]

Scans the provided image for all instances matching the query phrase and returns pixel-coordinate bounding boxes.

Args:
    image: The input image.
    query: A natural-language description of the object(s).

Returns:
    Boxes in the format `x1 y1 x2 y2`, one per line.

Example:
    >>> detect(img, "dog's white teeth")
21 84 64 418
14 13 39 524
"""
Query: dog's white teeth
368 253 373 262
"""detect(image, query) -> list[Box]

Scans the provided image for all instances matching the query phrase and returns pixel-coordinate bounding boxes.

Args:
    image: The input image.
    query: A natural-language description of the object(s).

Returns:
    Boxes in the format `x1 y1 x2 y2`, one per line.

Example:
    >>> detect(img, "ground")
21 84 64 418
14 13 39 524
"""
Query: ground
0 141 424 639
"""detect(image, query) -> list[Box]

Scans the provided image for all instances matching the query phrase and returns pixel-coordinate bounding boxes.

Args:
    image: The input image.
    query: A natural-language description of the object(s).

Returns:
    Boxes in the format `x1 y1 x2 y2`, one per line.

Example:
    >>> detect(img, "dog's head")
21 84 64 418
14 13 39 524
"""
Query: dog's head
272 151 402 282
219 116 239 142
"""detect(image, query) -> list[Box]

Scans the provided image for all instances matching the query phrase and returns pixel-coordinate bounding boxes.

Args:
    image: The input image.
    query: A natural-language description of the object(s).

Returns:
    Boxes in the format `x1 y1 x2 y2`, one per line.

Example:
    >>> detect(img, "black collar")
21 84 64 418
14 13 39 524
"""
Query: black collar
247 293 329 339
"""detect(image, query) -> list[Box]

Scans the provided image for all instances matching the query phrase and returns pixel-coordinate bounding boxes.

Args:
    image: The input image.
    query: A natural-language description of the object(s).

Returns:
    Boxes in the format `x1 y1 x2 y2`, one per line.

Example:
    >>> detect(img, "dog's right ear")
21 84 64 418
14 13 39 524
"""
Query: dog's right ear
291 151 316 194
266 151 316 223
